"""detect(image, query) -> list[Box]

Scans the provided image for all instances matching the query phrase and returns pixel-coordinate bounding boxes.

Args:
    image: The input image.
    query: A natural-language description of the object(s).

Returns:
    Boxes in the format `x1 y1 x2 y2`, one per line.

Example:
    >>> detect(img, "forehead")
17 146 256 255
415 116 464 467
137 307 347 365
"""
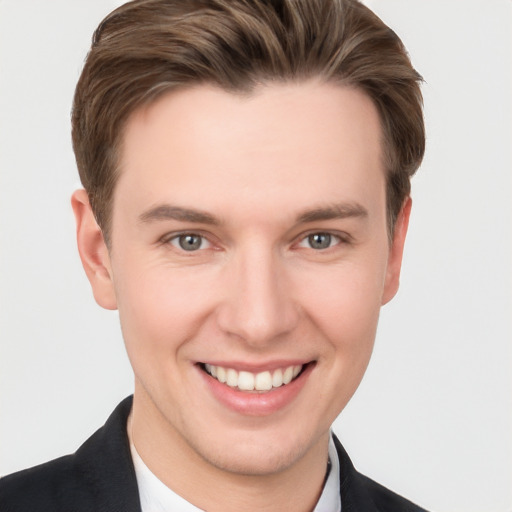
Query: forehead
115 81 385 222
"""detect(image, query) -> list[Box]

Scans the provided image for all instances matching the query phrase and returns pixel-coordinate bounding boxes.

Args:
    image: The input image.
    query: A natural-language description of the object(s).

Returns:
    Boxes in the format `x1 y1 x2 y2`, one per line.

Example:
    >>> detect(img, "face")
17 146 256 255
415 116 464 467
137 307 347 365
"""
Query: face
74 81 410 479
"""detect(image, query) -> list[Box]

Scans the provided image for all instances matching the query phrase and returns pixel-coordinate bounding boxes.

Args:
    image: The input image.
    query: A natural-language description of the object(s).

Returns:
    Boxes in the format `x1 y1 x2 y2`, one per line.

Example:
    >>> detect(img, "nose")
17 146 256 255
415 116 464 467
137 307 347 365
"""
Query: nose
216 246 300 347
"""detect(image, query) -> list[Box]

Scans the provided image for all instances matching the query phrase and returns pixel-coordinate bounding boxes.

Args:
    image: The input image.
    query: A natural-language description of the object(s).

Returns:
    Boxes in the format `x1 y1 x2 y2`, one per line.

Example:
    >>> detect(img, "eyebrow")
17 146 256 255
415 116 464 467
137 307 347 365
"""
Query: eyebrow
138 201 368 226
296 202 368 224
139 205 220 225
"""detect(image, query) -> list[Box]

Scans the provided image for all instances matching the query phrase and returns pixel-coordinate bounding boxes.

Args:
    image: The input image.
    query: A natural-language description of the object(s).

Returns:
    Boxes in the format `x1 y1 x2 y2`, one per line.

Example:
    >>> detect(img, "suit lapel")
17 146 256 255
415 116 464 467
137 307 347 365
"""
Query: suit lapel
74 396 142 512
333 434 380 512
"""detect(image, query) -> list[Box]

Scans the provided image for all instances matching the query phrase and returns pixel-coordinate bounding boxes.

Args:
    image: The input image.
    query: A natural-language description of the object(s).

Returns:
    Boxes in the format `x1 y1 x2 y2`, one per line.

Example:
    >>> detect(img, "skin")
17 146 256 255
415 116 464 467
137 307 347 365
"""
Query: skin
72 80 411 512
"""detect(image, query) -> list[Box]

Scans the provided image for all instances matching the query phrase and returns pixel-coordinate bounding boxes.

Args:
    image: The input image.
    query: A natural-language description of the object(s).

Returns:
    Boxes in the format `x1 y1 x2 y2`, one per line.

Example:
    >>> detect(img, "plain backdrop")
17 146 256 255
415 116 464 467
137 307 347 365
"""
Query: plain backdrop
0 1 510 511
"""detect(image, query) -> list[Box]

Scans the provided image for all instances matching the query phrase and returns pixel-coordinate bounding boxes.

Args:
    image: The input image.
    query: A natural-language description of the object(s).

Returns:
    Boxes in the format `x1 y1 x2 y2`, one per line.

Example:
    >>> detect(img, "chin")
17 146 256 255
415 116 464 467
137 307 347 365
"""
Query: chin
186 425 324 477
201 442 304 476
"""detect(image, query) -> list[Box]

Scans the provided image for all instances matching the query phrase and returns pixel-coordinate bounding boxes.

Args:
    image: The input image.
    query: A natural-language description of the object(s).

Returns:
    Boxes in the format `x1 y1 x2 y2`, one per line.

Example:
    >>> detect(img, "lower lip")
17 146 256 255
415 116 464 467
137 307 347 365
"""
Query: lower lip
198 364 314 416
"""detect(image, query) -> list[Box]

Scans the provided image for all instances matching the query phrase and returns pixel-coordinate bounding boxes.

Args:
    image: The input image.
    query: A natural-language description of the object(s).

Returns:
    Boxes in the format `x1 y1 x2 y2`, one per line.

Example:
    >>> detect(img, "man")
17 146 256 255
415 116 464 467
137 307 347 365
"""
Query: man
0 0 427 510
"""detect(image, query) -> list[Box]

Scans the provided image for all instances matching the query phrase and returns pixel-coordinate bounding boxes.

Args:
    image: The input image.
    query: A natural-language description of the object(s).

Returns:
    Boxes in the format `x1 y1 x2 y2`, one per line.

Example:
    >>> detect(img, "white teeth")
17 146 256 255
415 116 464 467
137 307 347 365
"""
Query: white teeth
204 364 304 391
216 366 227 383
255 371 273 391
238 371 255 391
272 369 283 388
226 368 238 387
282 366 294 385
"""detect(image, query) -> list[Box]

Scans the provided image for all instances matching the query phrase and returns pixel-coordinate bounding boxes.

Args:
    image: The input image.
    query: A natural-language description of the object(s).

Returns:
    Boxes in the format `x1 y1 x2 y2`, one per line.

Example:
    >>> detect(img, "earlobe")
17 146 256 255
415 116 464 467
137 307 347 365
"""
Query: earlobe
381 197 412 305
71 189 118 310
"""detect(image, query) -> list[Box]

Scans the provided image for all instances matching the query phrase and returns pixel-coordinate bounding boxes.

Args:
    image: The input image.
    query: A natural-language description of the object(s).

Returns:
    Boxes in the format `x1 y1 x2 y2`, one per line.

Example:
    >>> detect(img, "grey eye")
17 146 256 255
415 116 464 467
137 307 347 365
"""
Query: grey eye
307 233 332 250
177 234 204 251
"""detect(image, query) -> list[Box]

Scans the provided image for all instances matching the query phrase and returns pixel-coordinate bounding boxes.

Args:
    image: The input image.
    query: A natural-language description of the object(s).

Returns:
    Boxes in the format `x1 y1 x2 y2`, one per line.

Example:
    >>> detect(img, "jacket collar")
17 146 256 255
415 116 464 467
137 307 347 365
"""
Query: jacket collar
75 396 380 512
75 396 141 511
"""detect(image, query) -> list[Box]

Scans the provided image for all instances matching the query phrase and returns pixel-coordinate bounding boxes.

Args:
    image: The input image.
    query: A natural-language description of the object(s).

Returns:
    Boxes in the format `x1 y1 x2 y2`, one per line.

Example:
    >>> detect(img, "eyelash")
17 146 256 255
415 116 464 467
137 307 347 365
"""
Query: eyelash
165 232 213 252
296 232 344 250
161 230 350 253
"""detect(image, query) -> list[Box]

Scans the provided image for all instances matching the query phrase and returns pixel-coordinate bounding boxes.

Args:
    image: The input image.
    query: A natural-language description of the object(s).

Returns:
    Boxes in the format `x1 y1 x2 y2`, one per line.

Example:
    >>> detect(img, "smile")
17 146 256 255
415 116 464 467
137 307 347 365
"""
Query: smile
203 363 304 392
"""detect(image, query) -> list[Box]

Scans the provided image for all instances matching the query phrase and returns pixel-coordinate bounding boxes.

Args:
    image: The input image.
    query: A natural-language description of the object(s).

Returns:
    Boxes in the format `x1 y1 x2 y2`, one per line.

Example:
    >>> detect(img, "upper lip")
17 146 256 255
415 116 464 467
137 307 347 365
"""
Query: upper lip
197 360 314 373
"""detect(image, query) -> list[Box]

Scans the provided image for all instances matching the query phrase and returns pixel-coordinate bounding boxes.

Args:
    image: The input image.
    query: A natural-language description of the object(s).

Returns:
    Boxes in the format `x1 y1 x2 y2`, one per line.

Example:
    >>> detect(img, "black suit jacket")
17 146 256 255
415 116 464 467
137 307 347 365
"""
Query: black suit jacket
0 396 427 511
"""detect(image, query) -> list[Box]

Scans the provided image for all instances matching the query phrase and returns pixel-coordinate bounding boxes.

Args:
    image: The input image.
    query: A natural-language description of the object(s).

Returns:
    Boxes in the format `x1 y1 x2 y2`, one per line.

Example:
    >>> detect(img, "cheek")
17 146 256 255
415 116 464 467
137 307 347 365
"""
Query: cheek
302 259 384 326
297 260 385 369
113 262 217 363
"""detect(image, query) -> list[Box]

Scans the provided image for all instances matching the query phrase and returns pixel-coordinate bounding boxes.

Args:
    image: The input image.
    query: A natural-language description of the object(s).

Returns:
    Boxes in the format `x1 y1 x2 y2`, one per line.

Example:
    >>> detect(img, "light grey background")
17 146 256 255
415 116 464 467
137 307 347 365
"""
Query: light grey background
1 1 510 511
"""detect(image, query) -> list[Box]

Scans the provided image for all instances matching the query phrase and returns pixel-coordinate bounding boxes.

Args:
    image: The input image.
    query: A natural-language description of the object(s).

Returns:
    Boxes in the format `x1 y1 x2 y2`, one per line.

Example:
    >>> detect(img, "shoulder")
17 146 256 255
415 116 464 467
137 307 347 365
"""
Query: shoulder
333 434 429 512
0 455 87 512
354 472 428 512
0 397 139 512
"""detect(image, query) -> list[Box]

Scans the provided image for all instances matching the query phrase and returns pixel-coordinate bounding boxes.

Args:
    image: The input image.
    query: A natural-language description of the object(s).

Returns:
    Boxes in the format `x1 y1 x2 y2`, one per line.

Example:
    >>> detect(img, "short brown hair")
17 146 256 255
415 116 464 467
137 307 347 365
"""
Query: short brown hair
72 0 425 243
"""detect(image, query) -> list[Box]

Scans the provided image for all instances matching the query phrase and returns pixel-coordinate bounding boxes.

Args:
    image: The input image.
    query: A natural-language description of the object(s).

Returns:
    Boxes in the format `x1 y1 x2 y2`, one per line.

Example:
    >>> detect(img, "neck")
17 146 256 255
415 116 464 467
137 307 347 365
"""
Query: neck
129 388 330 512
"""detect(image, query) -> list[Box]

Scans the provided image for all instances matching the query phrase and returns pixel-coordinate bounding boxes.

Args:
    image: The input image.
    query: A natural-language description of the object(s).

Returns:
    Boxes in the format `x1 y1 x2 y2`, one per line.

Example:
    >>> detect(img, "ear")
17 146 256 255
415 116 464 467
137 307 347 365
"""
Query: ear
71 189 117 310
381 197 412 305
